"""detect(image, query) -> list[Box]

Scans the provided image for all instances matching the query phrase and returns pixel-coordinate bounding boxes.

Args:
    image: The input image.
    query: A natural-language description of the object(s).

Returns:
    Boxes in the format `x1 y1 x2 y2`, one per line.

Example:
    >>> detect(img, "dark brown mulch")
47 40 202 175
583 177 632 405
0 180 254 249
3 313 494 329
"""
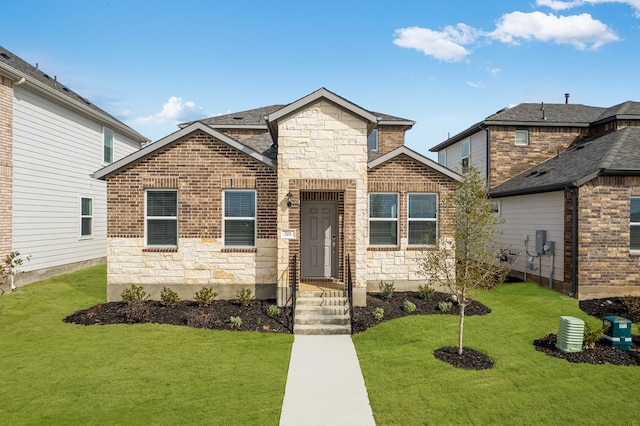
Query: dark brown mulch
64 300 292 333
532 295 640 366
434 346 494 370
351 292 491 334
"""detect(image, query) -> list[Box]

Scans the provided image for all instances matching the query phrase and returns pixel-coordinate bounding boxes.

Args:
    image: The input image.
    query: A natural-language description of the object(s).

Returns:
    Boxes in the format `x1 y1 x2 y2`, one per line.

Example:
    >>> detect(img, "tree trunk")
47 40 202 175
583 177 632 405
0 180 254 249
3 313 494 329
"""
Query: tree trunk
458 302 466 355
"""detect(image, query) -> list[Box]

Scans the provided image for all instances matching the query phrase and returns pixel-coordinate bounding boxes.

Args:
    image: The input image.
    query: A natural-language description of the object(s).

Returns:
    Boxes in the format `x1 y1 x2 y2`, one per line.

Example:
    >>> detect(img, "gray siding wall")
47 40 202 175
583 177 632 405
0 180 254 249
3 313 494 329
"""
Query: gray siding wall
441 130 488 178
12 86 140 273
494 191 564 286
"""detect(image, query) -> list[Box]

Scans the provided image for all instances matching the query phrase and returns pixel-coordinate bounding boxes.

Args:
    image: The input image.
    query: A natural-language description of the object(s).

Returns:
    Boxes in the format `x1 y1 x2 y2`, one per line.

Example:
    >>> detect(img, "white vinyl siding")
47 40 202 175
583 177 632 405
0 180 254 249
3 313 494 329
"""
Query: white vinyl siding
223 190 256 247
493 191 564 281
11 86 141 272
369 193 399 246
408 193 437 246
443 131 488 178
631 197 640 252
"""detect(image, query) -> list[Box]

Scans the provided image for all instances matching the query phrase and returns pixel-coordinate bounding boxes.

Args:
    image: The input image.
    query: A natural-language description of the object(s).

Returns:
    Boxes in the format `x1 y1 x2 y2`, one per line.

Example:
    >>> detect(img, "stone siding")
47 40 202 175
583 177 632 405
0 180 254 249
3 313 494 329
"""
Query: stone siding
0 76 12 258
488 125 588 188
576 176 640 299
276 100 369 304
367 154 457 283
106 130 278 300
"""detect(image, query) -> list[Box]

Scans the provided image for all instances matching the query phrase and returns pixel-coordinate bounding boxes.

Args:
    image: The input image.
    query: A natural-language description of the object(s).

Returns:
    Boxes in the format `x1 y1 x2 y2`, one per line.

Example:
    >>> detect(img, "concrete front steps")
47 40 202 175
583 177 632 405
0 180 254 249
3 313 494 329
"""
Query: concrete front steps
293 290 351 335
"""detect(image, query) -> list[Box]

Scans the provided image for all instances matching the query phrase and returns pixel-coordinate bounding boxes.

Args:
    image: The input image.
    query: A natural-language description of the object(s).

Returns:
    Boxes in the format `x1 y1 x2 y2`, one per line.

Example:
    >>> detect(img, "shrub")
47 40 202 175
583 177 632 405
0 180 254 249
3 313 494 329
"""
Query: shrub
194 287 218 307
121 284 149 305
230 316 243 328
160 287 180 307
417 283 435 299
438 301 453 312
373 307 384 321
266 304 281 317
583 322 603 350
403 300 417 313
378 281 395 300
235 288 254 307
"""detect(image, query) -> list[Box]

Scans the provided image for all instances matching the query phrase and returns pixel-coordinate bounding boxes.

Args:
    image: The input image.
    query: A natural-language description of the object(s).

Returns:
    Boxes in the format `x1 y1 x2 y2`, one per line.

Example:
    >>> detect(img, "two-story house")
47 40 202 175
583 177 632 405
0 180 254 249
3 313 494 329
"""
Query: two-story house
0 45 148 288
94 88 461 307
430 99 640 300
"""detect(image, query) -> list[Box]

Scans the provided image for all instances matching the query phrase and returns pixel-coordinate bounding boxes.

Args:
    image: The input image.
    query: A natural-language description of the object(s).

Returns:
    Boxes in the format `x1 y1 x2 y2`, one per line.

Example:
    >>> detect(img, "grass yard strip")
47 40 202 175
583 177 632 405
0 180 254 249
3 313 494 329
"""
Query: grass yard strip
353 282 640 425
0 265 293 425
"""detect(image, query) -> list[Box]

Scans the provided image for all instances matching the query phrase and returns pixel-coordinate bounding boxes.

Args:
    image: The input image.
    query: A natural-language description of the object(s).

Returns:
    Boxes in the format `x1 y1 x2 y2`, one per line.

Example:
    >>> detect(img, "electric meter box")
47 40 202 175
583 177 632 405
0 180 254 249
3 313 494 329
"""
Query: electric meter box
535 230 547 254
602 316 632 350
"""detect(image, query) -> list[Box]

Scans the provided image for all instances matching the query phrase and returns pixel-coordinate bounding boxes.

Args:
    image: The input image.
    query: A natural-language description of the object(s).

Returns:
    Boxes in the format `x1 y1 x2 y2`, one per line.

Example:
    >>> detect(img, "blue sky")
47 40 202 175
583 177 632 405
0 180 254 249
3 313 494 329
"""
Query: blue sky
2 0 639 159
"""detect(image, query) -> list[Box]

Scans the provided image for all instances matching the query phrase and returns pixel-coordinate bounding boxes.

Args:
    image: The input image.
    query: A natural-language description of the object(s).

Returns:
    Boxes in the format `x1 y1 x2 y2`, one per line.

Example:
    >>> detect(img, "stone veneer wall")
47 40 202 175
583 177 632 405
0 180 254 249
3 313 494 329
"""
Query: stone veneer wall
106 130 278 301
366 154 457 289
0 76 12 259
575 176 640 300
488 125 588 188
377 125 409 154
276 100 369 305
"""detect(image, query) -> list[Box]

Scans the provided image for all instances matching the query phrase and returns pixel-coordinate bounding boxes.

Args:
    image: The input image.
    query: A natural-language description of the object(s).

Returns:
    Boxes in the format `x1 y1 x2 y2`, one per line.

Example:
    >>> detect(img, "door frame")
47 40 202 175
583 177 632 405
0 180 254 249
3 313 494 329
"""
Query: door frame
300 201 338 279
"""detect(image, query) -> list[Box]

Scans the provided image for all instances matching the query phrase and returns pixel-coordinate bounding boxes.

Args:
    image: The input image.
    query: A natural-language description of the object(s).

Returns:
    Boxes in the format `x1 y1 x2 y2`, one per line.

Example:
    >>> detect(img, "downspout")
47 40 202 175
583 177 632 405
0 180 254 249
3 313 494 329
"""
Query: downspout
569 187 578 297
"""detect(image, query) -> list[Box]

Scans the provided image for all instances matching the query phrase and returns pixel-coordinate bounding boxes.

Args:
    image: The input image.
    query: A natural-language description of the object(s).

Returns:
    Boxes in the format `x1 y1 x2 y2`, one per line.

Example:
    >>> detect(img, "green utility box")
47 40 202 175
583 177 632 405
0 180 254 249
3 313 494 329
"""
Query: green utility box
602 316 632 350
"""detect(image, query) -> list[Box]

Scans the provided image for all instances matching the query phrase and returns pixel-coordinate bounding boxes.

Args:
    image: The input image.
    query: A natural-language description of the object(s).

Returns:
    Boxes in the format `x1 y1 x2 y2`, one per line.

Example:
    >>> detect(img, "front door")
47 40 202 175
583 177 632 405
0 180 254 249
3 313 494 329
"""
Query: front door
301 202 337 278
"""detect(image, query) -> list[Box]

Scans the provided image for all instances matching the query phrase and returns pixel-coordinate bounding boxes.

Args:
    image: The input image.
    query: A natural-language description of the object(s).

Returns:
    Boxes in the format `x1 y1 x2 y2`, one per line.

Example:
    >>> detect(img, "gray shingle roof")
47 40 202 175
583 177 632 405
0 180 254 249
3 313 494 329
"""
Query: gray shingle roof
237 132 277 160
0 44 147 141
491 127 640 197
181 105 284 128
485 103 605 125
593 101 640 123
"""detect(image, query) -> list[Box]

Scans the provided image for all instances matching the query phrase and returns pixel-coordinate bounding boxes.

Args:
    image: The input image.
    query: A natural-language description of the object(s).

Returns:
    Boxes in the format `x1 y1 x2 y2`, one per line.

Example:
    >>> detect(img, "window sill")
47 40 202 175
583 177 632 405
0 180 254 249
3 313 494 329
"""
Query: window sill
630 251 640 257
222 247 257 253
368 246 400 251
406 246 437 251
143 247 178 252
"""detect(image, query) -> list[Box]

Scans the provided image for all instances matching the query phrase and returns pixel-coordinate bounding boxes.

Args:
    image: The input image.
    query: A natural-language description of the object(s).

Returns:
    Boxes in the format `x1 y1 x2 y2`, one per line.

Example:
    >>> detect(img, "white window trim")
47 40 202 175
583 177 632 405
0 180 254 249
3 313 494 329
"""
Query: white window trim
407 193 438 247
438 150 446 166
145 189 178 248
223 189 257 248
80 196 93 239
461 139 470 172
368 192 399 247
631 196 640 253
515 129 529 146
103 127 114 164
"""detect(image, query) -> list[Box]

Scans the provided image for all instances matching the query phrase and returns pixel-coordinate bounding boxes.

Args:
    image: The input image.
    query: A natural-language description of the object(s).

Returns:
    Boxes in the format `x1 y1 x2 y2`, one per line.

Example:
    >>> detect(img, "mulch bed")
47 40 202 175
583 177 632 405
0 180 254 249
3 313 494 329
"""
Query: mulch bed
63 291 640 368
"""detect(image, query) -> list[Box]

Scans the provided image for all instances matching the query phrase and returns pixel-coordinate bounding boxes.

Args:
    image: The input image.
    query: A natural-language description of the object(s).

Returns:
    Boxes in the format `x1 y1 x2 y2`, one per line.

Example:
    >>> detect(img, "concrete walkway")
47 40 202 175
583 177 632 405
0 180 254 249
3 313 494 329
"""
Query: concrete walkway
280 335 376 426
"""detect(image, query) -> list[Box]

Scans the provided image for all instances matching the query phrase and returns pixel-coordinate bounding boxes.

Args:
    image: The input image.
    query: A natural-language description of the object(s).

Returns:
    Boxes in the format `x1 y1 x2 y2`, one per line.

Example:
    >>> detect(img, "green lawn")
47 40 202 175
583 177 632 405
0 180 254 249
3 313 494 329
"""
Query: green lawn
354 283 640 425
0 265 293 425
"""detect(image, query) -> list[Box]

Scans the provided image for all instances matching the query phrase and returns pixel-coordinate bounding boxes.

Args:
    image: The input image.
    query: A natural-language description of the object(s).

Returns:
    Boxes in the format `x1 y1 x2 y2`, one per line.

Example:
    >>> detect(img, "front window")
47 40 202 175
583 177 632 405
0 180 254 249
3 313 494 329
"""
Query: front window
146 190 178 247
515 129 529 146
408 193 437 246
369 193 398 246
438 150 446 166
80 197 92 237
631 197 640 251
367 129 378 151
461 140 470 172
104 127 114 163
224 190 256 247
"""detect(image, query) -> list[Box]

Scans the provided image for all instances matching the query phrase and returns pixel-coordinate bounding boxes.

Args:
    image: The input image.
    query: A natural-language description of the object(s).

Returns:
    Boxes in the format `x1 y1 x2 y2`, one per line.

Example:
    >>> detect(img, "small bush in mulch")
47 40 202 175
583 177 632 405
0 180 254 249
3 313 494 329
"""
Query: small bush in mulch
532 296 640 366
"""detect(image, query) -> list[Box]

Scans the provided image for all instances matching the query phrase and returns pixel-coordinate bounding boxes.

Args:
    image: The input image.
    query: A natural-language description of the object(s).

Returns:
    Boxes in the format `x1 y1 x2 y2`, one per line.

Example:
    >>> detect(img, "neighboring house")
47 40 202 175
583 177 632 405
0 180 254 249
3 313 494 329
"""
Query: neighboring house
430 99 640 300
0 45 148 287
94 88 461 306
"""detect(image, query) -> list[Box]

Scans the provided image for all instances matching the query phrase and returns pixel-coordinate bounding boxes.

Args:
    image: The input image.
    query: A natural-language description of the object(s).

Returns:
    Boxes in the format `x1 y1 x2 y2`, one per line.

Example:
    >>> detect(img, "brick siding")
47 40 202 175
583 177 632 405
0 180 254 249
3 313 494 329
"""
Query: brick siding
377 125 409 154
107 130 277 239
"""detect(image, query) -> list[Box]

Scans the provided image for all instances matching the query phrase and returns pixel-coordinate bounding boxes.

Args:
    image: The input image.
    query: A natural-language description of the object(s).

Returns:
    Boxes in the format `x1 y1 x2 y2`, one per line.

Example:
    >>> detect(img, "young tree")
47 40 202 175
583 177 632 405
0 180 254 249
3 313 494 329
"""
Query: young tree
420 167 512 355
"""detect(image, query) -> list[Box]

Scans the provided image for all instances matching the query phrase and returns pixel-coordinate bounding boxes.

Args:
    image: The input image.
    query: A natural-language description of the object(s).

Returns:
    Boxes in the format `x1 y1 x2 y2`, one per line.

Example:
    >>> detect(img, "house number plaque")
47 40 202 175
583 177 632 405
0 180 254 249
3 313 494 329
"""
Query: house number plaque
281 229 296 239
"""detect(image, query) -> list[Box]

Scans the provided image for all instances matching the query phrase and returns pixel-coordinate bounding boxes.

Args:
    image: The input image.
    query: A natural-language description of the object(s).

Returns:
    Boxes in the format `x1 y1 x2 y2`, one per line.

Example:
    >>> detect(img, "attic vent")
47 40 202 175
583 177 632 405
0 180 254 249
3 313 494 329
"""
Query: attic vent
233 116 243 120
62 87 69 92
0 53 9 60
43 73 50 79
528 170 547 178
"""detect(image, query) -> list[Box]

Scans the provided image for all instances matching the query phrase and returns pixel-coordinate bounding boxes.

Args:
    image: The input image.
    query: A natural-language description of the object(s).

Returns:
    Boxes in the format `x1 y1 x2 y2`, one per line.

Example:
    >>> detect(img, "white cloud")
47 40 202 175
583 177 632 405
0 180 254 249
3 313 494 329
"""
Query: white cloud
393 25 476 62
537 0 640 17
490 11 620 50
487 67 502 75
466 81 485 88
133 96 206 125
